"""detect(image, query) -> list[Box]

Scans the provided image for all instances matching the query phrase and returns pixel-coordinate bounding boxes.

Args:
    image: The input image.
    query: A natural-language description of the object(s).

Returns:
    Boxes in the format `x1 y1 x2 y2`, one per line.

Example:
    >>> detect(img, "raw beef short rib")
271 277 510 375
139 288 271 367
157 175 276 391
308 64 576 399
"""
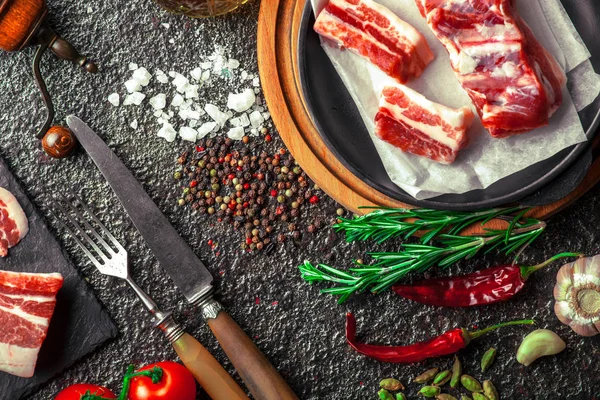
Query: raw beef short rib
375 84 474 164
0 188 29 257
314 0 434 83
0 270 63 378
416 0 566 138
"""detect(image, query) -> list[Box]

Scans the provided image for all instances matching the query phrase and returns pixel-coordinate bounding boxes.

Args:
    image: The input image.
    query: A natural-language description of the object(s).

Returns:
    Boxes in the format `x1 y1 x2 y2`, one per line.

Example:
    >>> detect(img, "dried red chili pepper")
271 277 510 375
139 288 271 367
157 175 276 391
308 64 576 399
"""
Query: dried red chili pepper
392 253 580 307
345 313 533 363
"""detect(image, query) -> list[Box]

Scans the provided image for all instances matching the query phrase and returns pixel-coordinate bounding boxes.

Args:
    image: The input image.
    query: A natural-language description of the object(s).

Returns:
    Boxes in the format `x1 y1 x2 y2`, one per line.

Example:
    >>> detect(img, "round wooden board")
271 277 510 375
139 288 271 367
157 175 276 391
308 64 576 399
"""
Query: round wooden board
257 0 600 228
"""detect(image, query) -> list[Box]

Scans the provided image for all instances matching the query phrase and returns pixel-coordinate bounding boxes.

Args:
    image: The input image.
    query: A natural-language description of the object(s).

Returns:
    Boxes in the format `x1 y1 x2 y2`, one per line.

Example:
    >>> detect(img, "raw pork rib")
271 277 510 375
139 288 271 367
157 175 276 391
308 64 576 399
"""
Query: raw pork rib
416 0 566 138
0 270 63 378
375 84 474 163
314 0 434 83
0 188 29 257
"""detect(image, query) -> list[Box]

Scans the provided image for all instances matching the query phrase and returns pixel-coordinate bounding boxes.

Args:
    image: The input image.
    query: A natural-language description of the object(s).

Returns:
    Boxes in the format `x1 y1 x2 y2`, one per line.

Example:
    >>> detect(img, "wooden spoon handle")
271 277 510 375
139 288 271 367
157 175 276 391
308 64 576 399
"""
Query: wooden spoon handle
206 310 299 400
172 333 250 400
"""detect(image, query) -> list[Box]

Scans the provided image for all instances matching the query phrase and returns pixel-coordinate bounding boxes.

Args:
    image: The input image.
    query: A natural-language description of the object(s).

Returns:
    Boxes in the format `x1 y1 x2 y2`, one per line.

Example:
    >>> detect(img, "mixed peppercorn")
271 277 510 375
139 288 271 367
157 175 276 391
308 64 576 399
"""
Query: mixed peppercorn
174 129 337 251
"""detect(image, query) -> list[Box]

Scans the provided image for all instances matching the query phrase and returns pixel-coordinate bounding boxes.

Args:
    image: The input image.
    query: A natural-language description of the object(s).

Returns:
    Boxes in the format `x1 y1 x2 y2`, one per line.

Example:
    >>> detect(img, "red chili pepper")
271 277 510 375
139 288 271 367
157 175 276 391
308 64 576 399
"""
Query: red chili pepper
392 253 580 307
345 313 533 363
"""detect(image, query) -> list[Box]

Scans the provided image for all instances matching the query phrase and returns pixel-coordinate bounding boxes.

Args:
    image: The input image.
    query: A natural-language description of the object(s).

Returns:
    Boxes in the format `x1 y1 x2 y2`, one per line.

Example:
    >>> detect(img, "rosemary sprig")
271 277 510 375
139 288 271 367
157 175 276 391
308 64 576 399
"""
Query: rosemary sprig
334 206 526 244
300 219 546 304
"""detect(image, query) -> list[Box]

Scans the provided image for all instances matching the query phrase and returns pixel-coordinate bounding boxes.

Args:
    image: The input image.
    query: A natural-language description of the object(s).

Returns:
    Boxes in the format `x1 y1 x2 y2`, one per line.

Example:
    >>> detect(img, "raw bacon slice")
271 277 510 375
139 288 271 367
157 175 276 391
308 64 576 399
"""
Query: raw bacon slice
375 84 474 164
314 0 434 83
416 0 566 138
0 270 63 378
0 188 29 257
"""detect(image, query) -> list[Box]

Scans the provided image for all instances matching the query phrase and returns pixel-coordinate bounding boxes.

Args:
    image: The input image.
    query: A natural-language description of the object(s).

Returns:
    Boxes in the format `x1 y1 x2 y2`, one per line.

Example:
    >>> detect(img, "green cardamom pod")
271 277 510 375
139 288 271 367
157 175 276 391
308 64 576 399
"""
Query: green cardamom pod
414 368 439 384
450 355 462 388
481 347 497 372
483 380 499 400
461 374 483 393
380 378 404 391
436 394 458 400
460 396 473 400
418 386 441 398
378 389 394 400
433 370 451 386
472 394 490 400
396 393 407 400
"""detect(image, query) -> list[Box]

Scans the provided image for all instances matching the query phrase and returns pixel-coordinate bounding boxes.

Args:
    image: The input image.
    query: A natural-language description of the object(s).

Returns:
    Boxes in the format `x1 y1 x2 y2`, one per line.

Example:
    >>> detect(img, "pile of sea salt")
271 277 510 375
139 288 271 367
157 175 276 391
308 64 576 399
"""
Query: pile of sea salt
107 46 271 143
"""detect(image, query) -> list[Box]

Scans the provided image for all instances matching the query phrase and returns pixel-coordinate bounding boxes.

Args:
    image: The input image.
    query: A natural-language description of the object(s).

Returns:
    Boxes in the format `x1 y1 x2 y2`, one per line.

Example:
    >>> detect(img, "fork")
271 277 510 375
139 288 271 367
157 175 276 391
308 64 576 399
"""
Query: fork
58 196 249 400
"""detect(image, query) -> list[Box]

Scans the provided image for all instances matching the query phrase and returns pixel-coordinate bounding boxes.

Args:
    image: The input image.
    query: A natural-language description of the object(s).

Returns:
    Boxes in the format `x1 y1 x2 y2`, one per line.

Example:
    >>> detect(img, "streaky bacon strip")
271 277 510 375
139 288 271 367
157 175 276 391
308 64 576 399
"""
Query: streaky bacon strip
416 0 566 138
314 0 434 83
0 270 63 378
375 84 474 164
0 187 29 257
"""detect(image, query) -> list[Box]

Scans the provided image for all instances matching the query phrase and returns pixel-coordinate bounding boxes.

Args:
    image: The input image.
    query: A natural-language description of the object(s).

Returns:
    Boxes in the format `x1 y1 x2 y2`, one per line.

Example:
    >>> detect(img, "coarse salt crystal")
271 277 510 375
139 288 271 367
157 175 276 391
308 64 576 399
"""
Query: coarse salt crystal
201 70 211 81
156 73 169 84
132 67 152 86
230 113 250 128
107 93 120 106
249 110 264 128
87 6 93 13
197 121 217 138
262 111 271 121
130 119 138 129
241 71 248 80
204 104 229 127
168 71 177 78
228 59 240 69
157 123 177 142
154 109 163 117
227 127 245 140
149 93 167 110
179 108 201 121
252 77 260 87
125 79 142 93
171 94 184 107
179 126 198 142
190 67 203 81
227 89 255 112
250 128 258 136
201 62 212 69
172 73 189 90
188 119 198 128
162 23 170 29
128 63 138 71
254 88 260 94
123 92 146 106
184 84 199 99
169 38 175 44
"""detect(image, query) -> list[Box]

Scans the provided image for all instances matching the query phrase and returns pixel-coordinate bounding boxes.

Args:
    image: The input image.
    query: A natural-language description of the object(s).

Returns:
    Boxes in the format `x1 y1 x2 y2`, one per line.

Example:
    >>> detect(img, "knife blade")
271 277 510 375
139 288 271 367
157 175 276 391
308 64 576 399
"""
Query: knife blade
67 116 213 304
67 116 299 400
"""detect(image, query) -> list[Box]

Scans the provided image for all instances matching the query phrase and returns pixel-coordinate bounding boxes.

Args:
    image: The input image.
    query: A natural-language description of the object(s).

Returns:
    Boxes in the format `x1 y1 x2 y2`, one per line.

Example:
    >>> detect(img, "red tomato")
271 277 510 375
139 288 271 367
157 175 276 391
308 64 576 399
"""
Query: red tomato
128 361 196 400
55 383 116 400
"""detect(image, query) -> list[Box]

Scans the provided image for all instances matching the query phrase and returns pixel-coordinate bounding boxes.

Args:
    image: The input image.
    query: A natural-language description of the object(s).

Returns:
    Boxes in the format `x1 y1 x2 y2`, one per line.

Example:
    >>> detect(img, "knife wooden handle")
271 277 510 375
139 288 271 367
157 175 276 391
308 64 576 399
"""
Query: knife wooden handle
172 333 250 400
207 310 299 400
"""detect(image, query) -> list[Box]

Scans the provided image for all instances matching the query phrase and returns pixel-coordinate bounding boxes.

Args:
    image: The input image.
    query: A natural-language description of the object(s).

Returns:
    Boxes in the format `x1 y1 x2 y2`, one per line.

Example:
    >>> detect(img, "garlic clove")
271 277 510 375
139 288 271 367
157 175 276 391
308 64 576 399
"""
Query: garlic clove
516 329 566 367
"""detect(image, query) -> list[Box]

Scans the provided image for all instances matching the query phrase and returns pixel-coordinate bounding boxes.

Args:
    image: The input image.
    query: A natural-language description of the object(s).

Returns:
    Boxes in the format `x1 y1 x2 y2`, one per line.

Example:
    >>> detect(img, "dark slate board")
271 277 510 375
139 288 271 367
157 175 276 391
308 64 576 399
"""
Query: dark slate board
0 158 118 399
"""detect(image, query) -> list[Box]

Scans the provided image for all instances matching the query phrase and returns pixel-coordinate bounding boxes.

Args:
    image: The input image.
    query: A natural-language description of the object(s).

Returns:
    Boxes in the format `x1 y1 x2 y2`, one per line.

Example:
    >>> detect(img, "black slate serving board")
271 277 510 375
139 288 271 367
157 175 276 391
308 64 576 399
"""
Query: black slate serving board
0 158 118 399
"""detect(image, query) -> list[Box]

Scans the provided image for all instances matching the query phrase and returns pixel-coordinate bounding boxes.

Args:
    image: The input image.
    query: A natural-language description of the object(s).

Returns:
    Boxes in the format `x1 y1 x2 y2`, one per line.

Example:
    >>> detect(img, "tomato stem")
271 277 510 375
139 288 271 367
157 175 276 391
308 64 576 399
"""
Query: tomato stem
117 365 164 400
81 391 113 400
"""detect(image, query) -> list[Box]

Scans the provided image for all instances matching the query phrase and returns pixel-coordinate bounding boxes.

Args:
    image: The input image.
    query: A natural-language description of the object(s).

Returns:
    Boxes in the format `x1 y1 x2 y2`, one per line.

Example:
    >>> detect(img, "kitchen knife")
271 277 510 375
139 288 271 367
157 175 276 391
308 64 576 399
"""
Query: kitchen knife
67 116 298 400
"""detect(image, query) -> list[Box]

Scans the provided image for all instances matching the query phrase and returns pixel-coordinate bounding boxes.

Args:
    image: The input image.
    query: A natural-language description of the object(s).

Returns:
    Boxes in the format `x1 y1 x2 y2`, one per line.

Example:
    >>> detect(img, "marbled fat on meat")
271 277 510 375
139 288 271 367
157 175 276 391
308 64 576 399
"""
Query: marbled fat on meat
314 0 434 83
416 0 566 138
0 187 29 257
0 271 63 378
375 84 474 163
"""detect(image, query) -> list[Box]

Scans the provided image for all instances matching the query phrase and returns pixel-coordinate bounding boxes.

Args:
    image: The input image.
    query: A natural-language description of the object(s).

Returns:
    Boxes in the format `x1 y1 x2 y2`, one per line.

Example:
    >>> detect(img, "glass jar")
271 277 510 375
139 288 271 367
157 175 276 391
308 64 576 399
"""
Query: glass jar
153 0 249 17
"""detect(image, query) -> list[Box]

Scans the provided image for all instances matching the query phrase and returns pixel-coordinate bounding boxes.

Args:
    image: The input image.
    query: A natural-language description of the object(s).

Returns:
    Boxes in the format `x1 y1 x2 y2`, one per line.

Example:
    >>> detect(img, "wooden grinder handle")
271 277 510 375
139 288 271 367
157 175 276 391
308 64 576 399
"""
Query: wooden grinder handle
172 333 250 400
207 310 299 400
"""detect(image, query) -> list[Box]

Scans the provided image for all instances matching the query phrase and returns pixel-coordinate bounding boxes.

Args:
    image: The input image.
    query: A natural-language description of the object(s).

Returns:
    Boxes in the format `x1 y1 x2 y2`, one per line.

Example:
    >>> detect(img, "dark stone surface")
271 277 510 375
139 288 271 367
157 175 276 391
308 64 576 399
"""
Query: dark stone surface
0 158 117 399
0 0 598 399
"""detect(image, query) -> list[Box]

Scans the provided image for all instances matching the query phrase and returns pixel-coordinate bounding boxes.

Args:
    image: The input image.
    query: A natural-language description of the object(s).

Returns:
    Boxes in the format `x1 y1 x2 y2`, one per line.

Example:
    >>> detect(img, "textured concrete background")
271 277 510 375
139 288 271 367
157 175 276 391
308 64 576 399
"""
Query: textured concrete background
0 0 599 398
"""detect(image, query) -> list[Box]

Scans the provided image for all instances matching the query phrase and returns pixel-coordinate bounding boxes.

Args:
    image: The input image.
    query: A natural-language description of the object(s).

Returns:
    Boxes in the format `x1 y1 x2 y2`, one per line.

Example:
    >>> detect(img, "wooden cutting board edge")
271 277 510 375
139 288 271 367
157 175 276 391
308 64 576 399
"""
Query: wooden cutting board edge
257 0 600 232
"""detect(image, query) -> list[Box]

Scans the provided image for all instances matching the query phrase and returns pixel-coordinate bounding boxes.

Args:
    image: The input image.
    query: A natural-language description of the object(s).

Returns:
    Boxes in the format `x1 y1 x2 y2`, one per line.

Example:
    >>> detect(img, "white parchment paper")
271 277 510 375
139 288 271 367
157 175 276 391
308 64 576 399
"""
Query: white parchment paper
311 0 600 199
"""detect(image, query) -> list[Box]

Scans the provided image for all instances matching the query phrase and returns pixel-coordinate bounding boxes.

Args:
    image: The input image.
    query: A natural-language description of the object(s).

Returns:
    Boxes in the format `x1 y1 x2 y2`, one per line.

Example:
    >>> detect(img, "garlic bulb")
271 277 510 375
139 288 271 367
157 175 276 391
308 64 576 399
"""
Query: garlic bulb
554 255 600 336
516 329 566 366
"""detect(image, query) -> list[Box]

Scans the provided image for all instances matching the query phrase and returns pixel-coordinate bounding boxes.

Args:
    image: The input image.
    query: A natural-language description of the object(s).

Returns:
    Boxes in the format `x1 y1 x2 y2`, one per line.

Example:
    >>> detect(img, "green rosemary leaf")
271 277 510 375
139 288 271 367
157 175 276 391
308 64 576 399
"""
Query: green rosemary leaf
505 208 530 244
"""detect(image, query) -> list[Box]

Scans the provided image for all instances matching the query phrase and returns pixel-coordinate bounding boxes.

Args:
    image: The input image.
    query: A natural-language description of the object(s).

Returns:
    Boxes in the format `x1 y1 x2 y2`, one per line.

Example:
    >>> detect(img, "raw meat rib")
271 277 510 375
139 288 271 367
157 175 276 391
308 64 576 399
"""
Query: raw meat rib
416 0 566 138
0 188 29 257
375 84 474 164
314 0 434 83
0 270 63 378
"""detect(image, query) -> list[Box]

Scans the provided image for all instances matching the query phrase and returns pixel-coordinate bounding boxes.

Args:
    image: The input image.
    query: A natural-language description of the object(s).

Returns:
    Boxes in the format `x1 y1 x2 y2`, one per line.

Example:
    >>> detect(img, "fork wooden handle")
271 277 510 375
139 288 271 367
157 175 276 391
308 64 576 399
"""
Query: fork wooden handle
173 333 250 400
207 311 299 400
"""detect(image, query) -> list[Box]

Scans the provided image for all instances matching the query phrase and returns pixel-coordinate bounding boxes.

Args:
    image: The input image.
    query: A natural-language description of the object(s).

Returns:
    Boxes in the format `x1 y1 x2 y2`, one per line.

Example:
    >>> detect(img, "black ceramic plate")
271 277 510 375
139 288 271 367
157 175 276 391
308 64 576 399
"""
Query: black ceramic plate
298 0 600 210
